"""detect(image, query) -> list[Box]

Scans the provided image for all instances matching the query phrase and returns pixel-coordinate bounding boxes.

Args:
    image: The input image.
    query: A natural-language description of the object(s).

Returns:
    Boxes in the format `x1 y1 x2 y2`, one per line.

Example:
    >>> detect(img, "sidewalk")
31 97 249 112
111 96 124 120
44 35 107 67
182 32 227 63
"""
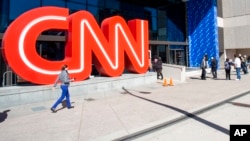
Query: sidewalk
0 69 250 141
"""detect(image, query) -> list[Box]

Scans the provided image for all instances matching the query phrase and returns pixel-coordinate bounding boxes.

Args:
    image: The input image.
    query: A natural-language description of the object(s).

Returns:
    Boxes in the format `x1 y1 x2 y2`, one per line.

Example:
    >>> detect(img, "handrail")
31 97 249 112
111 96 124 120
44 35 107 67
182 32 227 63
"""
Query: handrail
2 71 16 87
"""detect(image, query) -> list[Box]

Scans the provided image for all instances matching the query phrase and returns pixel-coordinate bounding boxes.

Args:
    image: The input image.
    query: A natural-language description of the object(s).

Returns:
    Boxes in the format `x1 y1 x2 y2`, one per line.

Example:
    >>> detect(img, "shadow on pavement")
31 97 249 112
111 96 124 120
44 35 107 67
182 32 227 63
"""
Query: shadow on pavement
189 76 230 81
189 77 201 80
121 86 151 94
116 87 229 140
228 102 250 108
212 78 228 80
0 109 11 123
56 100 75 112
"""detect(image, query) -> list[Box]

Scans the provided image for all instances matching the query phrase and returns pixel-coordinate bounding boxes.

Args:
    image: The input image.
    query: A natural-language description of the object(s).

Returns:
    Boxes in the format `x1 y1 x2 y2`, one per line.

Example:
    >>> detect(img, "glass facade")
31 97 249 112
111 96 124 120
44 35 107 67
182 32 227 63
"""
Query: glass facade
1 0 187 40
0 0 188 86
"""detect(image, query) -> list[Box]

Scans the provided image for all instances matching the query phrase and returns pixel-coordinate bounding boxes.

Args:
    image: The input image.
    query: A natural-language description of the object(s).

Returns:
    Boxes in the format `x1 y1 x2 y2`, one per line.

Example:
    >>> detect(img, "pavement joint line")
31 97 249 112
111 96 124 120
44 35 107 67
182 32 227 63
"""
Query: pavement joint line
31 106 47 112
112 90 250 141
109 101 130 134
77 97 86 141
192 90 250 115
228 101 250 108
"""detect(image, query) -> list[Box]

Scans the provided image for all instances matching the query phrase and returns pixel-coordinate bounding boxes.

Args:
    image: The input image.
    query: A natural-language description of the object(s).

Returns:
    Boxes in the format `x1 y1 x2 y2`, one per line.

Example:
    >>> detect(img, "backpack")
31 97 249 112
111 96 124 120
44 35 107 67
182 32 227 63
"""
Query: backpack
225 61 230 70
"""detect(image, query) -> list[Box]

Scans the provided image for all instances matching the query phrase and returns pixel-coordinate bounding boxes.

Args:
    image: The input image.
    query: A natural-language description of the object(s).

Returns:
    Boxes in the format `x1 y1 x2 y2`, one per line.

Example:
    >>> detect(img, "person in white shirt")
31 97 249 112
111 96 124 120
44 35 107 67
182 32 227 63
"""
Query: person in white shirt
234 54 241 80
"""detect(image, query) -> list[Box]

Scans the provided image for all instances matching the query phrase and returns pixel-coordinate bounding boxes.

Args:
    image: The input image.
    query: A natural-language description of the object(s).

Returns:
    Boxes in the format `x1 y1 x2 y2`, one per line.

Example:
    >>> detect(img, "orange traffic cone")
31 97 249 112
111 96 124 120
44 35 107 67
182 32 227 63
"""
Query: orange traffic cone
169 78 174 86
163 78 167 87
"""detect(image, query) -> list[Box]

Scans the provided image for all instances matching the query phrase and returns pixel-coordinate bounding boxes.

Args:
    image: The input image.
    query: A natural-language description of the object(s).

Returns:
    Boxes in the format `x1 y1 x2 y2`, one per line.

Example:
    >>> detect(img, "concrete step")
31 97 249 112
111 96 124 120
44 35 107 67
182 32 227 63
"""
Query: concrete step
0 72 156 108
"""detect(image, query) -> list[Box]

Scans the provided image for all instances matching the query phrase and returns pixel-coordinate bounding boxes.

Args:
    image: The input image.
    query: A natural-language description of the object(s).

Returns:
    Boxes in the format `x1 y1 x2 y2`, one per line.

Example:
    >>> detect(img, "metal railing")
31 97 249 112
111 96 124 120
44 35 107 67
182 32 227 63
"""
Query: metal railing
2 71 17 87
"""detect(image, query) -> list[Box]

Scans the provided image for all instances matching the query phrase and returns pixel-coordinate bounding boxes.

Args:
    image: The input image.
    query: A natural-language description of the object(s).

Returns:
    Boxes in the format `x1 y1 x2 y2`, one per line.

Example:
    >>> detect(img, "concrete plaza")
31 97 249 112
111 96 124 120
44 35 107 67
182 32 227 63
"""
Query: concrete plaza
0 69 250 141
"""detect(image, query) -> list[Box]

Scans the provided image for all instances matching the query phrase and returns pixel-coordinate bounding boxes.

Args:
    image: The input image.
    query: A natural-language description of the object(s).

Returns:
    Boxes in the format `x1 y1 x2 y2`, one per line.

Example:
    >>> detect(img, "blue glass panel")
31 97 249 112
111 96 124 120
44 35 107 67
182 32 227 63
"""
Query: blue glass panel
69 0 87 4
9 0 40 21
121 3 144 20
187 0 218 68
42 0 65 7
169 45 185 50
144 7 157 17
105 0 119 10
87 5 100 19
166 3 185 42
167 19 184 42
88 0 104 7
144 7 157 31
67 2 86 13
0 0 9 32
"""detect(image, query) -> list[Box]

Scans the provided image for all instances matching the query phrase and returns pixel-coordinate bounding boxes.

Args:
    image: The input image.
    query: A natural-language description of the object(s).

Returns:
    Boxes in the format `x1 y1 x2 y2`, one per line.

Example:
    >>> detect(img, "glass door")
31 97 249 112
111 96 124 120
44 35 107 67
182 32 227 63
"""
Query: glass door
170 49 185 65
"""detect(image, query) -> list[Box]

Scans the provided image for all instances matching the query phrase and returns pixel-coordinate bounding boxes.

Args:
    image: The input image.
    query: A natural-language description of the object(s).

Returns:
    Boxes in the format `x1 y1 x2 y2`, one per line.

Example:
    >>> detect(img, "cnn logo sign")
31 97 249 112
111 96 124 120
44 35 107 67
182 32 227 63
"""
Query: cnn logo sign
1 7 149 84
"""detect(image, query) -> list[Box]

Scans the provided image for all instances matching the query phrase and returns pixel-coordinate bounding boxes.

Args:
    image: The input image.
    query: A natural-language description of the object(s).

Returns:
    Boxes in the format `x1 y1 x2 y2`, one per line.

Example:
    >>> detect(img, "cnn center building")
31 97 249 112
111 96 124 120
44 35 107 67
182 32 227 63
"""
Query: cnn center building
0 0 248 85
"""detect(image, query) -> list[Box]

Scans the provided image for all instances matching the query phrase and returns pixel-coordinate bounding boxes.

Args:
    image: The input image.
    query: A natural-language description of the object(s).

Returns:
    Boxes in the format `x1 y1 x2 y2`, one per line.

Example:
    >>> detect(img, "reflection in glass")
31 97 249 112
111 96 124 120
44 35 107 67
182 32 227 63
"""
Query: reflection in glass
67 2 86 13
9 0 40 22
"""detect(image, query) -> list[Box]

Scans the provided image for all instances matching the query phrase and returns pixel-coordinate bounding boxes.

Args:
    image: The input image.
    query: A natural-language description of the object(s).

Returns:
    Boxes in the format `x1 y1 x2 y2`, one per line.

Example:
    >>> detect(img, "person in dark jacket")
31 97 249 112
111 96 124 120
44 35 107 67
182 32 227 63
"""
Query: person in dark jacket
210 57 217 79
200 55 208 80
239 54 248 74
224 58 232 80
152 55 158 72
154 57 164 80
51 64 75 113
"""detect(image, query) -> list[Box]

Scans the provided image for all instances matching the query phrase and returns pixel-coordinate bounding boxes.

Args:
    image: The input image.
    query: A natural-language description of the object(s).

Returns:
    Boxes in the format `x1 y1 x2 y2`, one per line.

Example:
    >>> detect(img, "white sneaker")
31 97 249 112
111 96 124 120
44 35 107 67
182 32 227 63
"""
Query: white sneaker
235 79 239 81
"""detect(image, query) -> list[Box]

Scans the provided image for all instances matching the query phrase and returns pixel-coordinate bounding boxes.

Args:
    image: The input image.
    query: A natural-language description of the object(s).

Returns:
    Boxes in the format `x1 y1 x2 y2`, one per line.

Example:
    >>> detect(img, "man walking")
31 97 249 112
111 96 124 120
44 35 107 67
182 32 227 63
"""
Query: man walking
51 65 75 113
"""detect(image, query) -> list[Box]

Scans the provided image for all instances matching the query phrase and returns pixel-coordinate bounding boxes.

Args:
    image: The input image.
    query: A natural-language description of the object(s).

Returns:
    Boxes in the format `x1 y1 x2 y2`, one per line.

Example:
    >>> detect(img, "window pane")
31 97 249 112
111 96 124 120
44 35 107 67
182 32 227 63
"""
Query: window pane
9 0 40 21
67 2 86 13
69 0 87 4
42 0 65 7
87 0 104 7
105 0 119 10
0 0 9 32
87 5 101 22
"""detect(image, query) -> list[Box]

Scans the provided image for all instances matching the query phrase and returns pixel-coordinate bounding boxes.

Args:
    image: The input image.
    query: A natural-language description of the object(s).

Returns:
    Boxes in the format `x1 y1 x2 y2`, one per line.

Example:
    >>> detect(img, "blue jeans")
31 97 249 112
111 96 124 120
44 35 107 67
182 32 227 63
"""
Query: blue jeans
52 85 72 109
236 68 241 80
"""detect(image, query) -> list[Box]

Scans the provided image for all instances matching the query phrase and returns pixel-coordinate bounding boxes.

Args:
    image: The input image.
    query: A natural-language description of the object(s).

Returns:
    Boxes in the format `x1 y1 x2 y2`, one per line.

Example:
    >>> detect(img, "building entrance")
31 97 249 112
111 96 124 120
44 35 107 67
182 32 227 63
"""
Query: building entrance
149 41 188 66
169 49 185 65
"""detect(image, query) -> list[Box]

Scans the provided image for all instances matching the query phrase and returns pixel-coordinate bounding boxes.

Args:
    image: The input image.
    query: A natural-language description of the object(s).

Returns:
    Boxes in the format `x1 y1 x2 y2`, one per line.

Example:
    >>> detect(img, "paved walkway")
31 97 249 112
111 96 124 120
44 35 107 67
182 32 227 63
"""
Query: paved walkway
0 69 250 141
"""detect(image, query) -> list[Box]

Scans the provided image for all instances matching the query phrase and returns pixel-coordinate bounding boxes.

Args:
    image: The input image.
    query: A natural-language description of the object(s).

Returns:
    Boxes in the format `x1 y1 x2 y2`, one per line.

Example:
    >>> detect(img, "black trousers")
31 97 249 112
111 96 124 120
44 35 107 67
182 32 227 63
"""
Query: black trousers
156 69 163 80
225 69 231 80
241 62 248 74
201 68 206 80
211 67 217 78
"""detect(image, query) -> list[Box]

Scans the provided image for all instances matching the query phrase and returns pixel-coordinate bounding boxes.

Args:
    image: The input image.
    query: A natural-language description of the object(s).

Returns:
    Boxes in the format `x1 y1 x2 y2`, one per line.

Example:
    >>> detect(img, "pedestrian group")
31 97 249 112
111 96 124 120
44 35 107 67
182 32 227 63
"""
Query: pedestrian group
200 53 248 81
